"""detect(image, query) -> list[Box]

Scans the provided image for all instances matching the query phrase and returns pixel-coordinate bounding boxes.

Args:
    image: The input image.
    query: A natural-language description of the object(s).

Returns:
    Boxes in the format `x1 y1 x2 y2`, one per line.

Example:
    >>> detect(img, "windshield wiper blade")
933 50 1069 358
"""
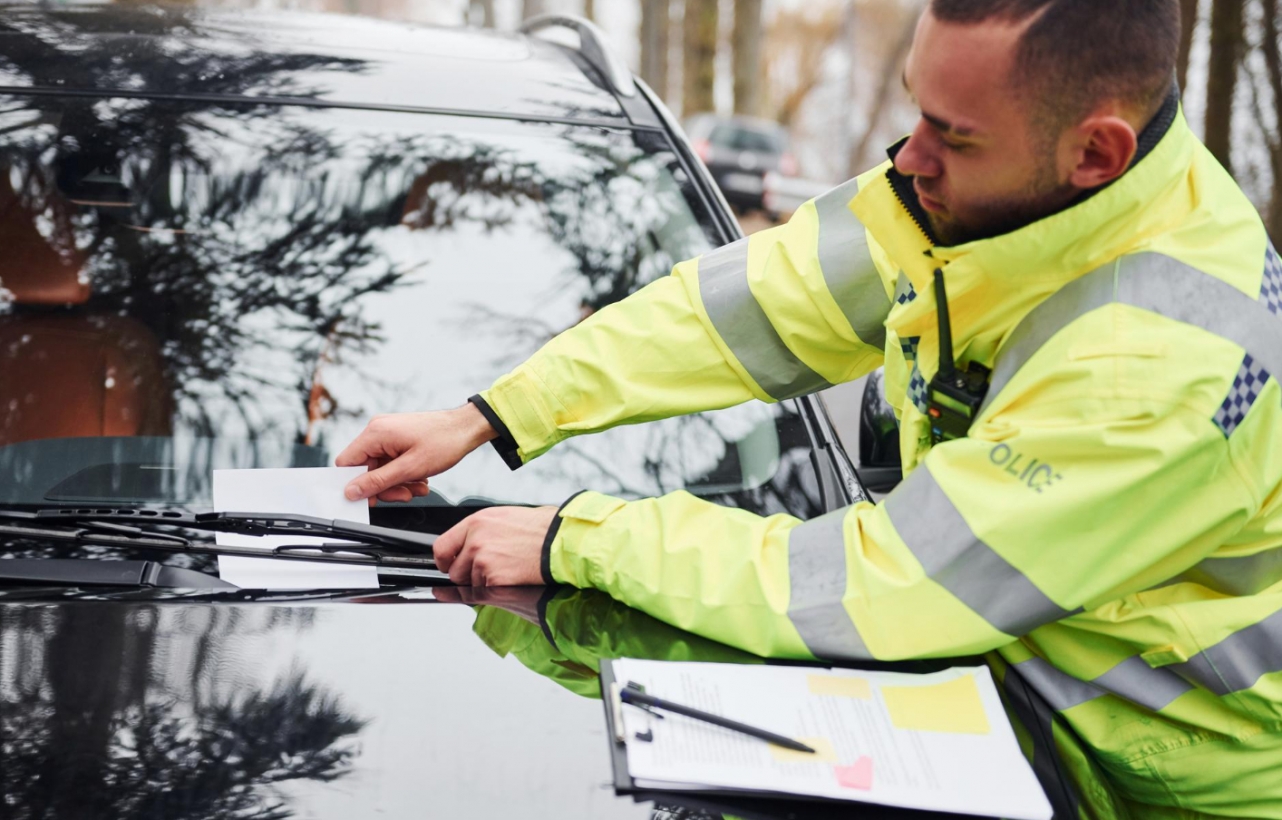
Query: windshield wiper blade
0 514 440 571
27 507 436 554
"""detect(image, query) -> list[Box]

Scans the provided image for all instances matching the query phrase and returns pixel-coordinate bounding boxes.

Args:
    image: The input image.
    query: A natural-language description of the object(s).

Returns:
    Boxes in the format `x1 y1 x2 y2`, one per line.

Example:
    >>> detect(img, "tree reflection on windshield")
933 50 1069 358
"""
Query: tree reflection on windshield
0 605 366 819
0 8 823 518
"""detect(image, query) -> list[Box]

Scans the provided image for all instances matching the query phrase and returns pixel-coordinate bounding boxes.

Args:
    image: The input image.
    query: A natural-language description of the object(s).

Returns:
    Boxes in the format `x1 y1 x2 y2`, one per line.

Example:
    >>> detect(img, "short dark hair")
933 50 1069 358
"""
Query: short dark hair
929 0 1179 129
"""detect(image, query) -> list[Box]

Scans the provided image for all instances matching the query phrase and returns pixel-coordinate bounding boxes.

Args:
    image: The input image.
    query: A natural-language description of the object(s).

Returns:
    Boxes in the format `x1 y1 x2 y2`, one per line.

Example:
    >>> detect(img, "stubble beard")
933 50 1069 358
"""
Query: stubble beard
925 159 1076 247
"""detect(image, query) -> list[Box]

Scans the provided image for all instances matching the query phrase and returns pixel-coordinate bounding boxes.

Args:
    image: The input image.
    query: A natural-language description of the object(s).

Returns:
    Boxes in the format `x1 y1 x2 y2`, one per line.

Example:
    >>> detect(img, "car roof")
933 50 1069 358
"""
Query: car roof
0 2 635 126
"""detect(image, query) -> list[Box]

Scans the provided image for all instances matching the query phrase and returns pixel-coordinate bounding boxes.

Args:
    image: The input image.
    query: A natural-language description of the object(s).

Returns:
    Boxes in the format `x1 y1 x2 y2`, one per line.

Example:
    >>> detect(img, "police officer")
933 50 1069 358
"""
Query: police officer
339 1 1282 814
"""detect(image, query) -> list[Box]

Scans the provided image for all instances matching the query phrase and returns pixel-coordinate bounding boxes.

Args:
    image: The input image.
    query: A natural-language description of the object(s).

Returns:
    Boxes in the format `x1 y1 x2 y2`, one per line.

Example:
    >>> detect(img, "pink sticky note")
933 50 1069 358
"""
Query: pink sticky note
833 756 874 791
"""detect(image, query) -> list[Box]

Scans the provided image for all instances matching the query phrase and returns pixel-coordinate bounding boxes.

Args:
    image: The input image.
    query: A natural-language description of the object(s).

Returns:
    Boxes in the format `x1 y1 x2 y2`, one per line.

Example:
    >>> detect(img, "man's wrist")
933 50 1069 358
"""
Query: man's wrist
467 394 524 470
458 401 499 449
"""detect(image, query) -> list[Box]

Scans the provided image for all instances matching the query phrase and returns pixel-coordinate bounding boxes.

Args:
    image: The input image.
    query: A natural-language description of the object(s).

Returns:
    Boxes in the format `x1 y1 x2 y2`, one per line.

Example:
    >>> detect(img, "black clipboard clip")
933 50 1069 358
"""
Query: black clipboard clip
610 681 665 744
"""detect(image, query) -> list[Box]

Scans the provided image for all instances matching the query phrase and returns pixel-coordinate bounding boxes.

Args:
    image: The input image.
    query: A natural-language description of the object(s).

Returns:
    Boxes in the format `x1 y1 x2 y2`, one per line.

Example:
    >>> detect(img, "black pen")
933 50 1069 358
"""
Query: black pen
619 685 816 754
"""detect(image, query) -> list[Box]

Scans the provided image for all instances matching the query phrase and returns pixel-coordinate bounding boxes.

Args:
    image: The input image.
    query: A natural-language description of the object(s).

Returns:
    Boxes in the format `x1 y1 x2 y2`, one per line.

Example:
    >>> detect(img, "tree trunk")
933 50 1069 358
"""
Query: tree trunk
1204 0 1244 175
468 0 495 27
1259 0 1282 241
583 0 595 21
522 0 549 21
849 15 917 176
1177 0 1198 94
640 0 670 99
683 0 718 115
732 0 763 116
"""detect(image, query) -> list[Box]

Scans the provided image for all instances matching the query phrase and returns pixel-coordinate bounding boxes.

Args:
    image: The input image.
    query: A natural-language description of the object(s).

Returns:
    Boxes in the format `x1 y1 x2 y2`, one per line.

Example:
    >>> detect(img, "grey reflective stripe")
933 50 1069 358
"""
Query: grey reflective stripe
698 239 834 400
814 178 889 350
1117 253 1282 377
1014 655 1192 713
883 464 1076 637
981 252 1282 415
979 264 1115 415
1164 548 1282 596
1170 606 1282 695
786 509 873 660
1012 656 1105 711
1093 655 1193 710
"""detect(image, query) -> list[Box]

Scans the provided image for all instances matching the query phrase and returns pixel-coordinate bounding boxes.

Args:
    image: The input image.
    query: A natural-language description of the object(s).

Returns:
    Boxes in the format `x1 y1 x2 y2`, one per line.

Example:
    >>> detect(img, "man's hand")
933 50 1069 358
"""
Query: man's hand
434 506 558 586
336 404 497 504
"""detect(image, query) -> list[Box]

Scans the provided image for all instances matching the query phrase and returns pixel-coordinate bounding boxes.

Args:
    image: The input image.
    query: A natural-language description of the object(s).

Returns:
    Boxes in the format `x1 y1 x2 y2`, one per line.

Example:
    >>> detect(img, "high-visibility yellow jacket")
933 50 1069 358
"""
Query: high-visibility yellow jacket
479 100 1282 817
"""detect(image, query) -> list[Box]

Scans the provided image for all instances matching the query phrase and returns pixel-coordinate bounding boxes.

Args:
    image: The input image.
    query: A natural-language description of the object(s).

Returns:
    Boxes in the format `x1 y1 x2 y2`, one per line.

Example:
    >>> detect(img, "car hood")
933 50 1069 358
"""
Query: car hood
0 590 653 820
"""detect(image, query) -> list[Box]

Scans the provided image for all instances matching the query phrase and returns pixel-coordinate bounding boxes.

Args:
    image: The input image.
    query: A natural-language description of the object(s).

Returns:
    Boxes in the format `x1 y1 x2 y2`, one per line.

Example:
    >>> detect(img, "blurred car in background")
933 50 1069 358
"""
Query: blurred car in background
762 170 834 222
685 113 796 212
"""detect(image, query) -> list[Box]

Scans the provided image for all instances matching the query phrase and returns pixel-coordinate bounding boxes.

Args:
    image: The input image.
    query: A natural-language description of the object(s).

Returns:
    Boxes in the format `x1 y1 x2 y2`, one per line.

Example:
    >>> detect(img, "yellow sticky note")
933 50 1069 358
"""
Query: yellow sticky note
768 736 838 763
807 674 872 700
881 673 991 735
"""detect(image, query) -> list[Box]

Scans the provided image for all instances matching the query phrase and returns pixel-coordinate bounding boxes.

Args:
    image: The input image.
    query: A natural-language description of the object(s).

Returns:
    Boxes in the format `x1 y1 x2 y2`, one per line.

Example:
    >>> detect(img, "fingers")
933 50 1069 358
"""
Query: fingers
432 517 470 578
432 508 549 587
345 457 420 501
334 427 387 468
377 486 415 504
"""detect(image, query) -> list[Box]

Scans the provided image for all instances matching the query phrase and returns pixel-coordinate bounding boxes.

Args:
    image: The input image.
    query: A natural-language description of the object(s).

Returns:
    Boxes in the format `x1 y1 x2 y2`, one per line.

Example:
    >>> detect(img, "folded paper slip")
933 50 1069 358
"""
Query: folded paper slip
600 659 1052 820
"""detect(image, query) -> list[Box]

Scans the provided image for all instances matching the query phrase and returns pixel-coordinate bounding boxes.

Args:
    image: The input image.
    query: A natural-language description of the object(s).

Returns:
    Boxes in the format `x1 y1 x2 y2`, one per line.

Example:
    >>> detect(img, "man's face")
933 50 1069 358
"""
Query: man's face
896 11 1076 246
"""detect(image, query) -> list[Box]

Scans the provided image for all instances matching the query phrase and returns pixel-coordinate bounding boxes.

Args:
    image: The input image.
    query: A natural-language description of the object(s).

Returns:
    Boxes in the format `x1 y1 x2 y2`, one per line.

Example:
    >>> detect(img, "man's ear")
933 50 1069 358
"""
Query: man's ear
1066 115 1139 189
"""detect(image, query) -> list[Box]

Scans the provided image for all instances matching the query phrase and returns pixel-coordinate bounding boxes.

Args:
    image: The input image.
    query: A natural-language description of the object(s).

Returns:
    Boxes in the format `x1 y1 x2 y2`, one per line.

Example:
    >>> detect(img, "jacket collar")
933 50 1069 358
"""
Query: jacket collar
849 90 1195 372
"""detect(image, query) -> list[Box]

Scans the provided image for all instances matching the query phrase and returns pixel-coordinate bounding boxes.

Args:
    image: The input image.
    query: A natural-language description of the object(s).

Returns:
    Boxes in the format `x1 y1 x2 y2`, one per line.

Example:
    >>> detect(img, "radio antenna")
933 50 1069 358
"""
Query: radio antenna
934 269 958 382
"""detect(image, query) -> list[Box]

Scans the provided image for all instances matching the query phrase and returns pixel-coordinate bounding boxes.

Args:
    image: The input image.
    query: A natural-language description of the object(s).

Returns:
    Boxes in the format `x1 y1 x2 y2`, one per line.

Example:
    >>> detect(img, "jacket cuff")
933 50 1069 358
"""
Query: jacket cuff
545 491 629 588
467 395 523 471
481 369 569 464
541 490 588 585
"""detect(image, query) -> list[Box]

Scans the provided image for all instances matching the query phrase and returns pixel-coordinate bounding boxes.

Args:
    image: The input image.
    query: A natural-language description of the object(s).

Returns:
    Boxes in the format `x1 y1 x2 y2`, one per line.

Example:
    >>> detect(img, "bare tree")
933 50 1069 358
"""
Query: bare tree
639 0 670 100
848 14 917 176
468 0 495 27
683 0 718 115
732 0 763 116
1178 0 1199 93
765 6 843 127
1249 0 1282 240
1205 0 1245 174
522 0 549 21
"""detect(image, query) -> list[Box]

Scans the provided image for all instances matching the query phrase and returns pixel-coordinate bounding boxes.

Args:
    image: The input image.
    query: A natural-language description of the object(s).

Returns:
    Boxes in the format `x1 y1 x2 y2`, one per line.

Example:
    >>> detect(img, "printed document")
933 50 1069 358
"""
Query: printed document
212 467 379 590
611 659 1051 820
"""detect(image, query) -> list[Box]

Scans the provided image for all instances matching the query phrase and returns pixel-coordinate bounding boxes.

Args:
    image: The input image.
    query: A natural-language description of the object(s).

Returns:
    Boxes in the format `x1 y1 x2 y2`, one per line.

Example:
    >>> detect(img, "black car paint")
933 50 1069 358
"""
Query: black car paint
2 586 1025 820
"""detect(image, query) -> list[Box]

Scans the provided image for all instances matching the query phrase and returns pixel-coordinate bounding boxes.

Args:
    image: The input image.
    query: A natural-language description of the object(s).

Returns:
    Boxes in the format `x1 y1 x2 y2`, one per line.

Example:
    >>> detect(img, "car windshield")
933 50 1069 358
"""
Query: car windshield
0 94 820 517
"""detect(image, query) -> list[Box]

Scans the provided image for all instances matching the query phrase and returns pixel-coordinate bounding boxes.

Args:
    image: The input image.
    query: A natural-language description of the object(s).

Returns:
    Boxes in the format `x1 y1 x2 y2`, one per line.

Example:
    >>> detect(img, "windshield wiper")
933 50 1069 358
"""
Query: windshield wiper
31 507 435 551
0 507 439 570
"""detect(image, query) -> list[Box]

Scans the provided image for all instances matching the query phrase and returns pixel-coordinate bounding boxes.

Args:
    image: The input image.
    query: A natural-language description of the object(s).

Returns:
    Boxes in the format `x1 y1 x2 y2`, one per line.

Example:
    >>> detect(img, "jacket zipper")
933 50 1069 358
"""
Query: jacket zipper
886 164 938 247
883 137 939 247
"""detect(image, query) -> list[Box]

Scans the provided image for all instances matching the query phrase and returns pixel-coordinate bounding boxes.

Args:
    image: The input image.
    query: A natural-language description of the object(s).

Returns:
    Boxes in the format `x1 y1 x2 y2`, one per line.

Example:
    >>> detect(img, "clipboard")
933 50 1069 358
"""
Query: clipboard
598 659 979 820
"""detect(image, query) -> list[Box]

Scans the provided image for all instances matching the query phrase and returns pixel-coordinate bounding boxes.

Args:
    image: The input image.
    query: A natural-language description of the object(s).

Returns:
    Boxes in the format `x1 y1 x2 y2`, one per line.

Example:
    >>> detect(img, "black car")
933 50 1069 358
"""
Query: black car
684 114 796 213
0 6 909 819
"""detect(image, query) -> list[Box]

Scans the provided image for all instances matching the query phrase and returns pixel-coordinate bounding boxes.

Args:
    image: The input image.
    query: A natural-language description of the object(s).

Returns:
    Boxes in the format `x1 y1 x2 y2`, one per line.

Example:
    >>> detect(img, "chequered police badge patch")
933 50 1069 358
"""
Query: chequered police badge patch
908 366 929 414
899 336 921 361
1264 243 1282 316
894 275 918 306
1213 353 1272 437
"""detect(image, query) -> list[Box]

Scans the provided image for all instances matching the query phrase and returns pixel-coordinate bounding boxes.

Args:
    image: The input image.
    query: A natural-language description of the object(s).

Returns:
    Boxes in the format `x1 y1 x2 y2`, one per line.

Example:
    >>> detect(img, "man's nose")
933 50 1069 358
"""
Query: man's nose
894 120 943 180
